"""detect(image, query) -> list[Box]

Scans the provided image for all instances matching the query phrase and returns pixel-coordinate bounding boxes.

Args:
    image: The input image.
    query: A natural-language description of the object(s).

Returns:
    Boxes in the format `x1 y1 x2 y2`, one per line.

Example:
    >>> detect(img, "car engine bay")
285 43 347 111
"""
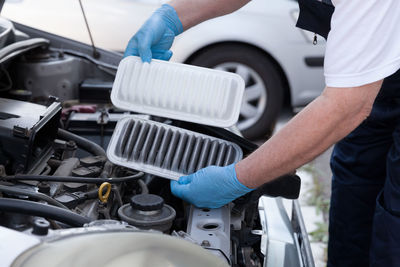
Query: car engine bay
0 17 313 267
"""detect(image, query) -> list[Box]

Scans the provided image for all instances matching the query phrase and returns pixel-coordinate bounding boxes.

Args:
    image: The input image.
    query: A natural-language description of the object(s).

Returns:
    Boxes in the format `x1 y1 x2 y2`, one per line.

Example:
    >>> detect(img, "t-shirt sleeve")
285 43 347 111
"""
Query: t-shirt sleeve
324 0 400 88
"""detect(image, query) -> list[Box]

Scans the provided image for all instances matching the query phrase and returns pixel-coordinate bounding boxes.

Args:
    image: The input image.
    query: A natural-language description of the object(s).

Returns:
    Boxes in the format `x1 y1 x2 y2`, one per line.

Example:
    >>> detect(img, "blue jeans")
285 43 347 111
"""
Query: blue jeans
328 70 400 267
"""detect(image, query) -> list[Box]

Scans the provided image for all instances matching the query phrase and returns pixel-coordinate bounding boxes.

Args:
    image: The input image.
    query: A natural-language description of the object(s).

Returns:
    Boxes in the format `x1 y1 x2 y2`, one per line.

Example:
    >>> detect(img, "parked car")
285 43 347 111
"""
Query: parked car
0 2 314 266
2 0 325 139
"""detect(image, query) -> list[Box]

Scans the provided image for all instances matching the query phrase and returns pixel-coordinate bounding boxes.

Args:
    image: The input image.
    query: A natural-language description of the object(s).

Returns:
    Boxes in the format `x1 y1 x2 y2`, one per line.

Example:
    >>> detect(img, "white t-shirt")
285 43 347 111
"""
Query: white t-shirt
324 0 400 87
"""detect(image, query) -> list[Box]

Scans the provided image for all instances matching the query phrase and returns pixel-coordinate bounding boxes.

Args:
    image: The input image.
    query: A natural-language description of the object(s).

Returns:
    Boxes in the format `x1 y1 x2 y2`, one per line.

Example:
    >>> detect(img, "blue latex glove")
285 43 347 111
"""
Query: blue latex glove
170 164 254 209
124 4 183 62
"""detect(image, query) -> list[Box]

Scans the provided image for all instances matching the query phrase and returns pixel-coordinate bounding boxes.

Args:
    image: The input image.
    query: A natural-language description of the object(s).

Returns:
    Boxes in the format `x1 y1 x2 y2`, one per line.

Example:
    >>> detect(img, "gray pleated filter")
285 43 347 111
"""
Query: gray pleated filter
107 117 243 180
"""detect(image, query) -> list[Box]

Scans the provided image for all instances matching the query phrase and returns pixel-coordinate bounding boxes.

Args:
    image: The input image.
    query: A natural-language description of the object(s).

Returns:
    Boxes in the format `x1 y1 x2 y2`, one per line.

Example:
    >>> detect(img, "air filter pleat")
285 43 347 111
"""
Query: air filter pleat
122 120 141 158
162 131 181 169
147 126 165 165
179 135 195 173
196 139 210 171
215 143 227 166
107 117 243 180
139 124 158 163
115 119 133 156
187 138 203 174
206 140 219 166
223 145 235 166
131 122 150 161
126 121 143 158
154 128 173 167
171 133 188 172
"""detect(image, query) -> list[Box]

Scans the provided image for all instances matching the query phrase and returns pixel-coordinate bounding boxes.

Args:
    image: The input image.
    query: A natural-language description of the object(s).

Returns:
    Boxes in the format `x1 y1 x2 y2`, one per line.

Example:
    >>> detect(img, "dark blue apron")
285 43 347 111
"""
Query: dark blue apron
296 1 400 266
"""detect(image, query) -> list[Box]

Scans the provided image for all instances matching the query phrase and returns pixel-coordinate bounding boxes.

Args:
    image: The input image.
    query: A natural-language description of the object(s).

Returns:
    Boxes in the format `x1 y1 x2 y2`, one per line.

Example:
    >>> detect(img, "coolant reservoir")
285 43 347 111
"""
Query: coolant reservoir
118 194 176 232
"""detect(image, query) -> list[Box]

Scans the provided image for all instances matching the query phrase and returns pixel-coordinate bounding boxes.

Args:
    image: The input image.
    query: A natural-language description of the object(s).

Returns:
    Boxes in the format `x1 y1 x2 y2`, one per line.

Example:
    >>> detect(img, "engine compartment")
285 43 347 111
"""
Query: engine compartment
0 100 264 266
0 17 309 267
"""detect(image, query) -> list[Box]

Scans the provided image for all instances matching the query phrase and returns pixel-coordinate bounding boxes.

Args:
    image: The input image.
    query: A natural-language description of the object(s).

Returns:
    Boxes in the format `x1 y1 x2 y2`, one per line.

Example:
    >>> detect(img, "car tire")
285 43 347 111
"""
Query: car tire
189 44 284 140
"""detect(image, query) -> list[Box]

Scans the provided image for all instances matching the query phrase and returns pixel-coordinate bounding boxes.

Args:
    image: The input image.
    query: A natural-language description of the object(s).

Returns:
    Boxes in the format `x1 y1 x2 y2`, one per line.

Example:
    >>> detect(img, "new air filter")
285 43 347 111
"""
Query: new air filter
111 56 245 128
107 117 243 180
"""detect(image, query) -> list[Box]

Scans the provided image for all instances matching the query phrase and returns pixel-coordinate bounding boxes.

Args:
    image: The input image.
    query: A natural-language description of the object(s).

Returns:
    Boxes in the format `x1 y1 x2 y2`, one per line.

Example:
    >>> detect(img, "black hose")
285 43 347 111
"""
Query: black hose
0 185 68 209
100 161 113 178
57 128 106 157
137 179 149 194
3 172 144 184
0 198 91 227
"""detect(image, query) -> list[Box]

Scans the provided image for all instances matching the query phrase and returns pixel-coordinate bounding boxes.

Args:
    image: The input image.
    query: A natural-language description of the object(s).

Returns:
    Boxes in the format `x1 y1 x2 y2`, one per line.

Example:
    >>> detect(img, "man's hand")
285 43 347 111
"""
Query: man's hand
124 0 250 62
124 4 183 62
170 164 253 208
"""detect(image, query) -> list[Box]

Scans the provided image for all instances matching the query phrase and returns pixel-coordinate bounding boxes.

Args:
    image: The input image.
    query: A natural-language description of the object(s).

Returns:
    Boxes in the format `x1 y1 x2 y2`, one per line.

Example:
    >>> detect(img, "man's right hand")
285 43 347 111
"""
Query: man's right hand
170 164 254 209
124 4 183 62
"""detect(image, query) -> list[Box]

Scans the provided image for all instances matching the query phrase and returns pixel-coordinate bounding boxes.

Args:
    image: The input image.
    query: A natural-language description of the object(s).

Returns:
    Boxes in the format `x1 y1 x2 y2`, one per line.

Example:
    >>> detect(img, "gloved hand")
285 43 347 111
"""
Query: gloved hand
124 4 183 62
170 164 254 209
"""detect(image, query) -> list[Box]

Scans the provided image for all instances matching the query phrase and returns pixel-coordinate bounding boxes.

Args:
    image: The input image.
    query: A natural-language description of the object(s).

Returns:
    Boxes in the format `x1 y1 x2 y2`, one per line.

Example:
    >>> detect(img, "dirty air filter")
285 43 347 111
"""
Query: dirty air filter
107 117 243 180
111 56 245 128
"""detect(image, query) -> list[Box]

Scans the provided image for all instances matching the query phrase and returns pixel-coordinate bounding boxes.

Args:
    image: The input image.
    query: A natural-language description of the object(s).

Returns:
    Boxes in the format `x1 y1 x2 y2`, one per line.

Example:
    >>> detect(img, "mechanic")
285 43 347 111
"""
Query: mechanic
124 0 400 266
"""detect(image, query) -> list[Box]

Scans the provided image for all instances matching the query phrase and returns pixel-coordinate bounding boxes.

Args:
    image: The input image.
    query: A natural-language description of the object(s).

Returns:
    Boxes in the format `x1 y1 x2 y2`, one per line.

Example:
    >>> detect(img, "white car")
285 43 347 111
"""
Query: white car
3 0 325 139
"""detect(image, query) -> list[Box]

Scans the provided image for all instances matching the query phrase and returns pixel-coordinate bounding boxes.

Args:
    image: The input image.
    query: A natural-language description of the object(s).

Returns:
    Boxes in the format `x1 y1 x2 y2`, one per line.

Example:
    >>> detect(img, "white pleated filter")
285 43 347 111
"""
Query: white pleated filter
111 56 245 128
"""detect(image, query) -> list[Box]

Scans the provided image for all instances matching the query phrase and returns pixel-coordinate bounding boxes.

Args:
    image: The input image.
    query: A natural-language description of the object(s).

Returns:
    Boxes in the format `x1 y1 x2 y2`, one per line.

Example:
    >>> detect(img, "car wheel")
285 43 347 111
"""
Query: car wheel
189 44 284 140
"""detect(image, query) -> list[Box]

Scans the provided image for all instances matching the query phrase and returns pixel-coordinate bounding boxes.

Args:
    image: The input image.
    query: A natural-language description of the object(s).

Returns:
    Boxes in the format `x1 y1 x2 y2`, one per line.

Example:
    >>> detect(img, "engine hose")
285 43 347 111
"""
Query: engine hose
3 172 144 184
100 161 113 178
137 179 149 194
0 185 68 209
57 128 106 157
0 198 91 227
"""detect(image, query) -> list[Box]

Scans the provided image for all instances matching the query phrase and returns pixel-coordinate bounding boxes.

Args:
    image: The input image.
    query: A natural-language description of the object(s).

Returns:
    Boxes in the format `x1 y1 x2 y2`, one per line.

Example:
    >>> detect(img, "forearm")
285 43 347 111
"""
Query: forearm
236 81 382 188
169 0 250 30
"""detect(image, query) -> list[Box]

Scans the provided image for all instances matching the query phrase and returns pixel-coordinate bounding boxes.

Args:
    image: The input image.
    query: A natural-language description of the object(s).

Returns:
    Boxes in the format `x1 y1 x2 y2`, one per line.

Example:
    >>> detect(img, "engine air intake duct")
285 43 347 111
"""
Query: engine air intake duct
107 117 243 180
0 98 61 174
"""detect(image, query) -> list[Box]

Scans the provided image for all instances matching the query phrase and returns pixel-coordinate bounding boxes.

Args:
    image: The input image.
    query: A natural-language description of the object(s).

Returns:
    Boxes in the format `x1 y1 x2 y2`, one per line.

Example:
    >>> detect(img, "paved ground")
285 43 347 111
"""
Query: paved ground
256 108 332 267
